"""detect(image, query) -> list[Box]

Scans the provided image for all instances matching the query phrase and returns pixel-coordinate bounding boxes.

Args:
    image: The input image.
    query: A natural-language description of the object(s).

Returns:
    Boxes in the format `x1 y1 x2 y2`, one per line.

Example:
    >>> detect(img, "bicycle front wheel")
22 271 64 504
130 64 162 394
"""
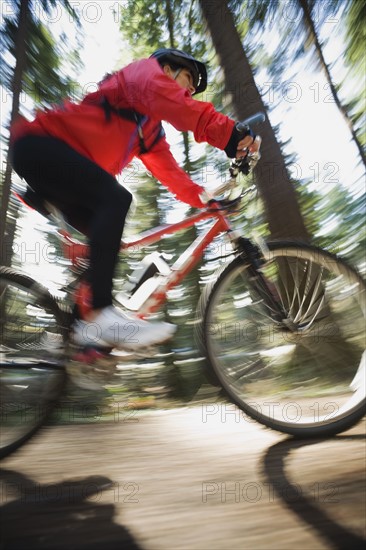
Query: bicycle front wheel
199 241 365 438
0 267 67 458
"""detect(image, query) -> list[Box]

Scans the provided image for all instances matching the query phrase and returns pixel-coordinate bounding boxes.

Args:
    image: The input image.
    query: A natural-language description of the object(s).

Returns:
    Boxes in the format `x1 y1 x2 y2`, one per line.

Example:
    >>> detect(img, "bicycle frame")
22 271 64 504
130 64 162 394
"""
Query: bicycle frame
60 206 235 317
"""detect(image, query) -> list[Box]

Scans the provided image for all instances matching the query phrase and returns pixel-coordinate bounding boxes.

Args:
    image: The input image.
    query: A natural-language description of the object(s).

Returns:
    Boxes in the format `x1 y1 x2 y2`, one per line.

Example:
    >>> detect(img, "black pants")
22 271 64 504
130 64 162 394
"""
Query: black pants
12 135 132 309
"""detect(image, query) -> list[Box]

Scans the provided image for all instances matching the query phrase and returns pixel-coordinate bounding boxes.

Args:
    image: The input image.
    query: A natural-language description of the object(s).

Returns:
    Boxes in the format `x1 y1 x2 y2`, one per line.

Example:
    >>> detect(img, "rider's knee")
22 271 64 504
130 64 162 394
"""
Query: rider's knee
113 184 132 210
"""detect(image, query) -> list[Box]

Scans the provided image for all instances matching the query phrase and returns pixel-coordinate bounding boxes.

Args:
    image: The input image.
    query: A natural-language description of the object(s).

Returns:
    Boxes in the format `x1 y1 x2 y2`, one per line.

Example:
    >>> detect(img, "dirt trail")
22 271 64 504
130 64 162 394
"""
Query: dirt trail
1 406 365 549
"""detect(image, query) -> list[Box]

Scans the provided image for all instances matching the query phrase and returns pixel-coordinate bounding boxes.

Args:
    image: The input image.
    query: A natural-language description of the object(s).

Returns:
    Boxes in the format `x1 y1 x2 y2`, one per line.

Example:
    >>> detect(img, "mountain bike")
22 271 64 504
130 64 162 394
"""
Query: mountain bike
1 113 365 459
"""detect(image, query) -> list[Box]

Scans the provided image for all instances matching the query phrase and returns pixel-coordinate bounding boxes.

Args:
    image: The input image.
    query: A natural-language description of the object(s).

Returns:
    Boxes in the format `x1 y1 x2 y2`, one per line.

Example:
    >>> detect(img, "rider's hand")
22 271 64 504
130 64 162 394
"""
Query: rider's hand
199 189 215 205
233 135 262 175
237 134 262 159
224 123 255 159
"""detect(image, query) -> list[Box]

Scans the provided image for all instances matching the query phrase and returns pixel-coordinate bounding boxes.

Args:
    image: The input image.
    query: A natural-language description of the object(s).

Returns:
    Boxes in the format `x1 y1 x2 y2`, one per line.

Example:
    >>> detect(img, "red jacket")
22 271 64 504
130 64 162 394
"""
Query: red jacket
11 58 235 208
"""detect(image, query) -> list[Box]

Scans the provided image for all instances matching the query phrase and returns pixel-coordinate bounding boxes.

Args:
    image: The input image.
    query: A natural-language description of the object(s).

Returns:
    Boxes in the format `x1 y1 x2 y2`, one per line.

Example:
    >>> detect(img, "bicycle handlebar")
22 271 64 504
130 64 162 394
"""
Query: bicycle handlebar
236 112 266 133
204 112 265 208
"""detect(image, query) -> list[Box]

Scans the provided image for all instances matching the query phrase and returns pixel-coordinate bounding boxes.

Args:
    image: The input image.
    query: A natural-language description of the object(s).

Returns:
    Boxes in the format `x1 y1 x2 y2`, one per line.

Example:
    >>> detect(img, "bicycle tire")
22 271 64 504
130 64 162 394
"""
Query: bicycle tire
0 267 68 458
197 241 366 438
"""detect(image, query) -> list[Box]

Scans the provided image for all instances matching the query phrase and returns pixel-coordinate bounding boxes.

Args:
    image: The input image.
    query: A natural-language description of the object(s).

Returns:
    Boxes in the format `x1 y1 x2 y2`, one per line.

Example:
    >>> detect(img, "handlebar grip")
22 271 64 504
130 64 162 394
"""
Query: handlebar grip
236 112 265 132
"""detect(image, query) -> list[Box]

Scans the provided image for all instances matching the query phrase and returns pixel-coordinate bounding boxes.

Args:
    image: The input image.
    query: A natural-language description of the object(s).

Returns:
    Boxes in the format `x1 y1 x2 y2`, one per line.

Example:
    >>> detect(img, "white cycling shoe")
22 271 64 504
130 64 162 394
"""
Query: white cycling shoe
72 306 176 350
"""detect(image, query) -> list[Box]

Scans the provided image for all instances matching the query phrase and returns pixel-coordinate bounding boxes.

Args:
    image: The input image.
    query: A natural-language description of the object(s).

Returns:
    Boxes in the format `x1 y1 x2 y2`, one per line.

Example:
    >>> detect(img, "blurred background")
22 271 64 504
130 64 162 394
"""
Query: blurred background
0 0 365 412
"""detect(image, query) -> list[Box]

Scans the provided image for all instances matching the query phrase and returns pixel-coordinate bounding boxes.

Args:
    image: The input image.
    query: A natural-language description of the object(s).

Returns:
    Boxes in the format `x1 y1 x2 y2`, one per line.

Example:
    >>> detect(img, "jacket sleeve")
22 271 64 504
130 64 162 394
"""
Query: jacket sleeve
114 59 235 151
139 137 205 209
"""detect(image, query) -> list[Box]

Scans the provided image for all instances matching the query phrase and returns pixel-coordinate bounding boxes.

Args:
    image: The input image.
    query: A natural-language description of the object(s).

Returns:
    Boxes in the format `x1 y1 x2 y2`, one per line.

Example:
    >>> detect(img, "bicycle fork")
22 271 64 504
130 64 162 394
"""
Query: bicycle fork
236 237 287 324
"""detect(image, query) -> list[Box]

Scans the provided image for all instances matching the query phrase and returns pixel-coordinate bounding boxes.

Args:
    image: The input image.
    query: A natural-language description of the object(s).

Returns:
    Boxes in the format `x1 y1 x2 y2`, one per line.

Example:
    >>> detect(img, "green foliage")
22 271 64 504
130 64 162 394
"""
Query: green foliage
1 18 79 107
342 0 366 152
120 0 207 58
0 0 82 266
313 185 366 265
120 0 178 54
344 0 366 74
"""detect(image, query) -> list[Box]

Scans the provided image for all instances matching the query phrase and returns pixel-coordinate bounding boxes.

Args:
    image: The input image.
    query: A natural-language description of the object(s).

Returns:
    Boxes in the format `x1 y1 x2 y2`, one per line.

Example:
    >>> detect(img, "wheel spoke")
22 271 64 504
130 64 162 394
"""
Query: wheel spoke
201 243 366 437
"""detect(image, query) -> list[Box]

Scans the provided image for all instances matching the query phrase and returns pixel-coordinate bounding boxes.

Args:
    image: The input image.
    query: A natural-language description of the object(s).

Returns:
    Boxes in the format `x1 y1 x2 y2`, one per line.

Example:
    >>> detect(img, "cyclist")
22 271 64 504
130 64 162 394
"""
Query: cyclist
10 48 259 350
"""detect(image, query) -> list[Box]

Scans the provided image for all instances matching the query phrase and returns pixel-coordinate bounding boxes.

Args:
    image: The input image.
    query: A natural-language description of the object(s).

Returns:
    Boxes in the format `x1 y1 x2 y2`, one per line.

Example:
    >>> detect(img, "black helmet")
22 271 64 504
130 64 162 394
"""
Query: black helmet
151 48 207 94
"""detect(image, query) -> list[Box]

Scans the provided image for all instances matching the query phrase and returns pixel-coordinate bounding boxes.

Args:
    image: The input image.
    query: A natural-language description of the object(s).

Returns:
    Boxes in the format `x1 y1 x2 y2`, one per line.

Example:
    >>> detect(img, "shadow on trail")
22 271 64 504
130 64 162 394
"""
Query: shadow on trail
262 434 366 550
0 470 143 550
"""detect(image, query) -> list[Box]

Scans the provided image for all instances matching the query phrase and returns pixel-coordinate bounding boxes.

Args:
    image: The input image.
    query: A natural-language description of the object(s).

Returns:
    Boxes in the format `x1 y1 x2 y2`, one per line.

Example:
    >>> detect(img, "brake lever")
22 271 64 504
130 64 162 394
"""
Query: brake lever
206 194 243 211
230 158 248 176
232 148 261 176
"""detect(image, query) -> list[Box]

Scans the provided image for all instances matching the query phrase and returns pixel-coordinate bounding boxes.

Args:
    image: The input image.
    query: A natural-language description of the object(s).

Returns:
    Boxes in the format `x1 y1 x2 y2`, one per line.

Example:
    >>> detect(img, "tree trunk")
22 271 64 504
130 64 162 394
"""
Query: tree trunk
165 0 176 48
299 0 366 168
0 0 30 266
199 0 309 241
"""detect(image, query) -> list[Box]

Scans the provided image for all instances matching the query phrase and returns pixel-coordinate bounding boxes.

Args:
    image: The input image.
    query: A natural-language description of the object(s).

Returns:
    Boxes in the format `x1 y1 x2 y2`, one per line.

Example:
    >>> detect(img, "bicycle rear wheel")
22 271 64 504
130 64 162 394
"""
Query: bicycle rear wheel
198 241 365 438
0 267 67 458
